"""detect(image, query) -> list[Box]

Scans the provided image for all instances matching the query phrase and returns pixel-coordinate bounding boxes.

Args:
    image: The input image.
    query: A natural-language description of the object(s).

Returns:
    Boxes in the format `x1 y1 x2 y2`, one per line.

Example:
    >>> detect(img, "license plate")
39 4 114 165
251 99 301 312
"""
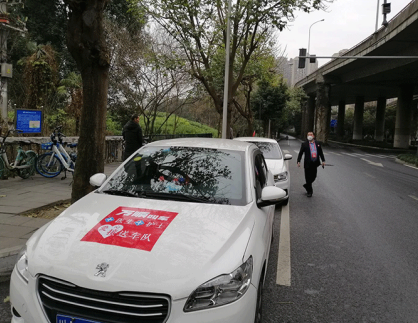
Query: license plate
56 315 102 323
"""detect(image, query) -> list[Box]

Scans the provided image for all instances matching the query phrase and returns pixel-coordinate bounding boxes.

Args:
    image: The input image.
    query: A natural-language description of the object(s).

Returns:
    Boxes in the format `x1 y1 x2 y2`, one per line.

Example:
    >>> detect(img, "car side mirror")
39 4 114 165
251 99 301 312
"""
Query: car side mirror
257 186 287 207
90 173 107 187
284 154 293 161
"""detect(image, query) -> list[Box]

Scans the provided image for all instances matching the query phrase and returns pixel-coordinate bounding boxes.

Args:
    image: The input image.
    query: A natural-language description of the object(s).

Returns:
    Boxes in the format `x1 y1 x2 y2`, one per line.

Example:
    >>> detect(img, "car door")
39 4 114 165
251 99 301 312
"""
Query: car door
253 152 275 257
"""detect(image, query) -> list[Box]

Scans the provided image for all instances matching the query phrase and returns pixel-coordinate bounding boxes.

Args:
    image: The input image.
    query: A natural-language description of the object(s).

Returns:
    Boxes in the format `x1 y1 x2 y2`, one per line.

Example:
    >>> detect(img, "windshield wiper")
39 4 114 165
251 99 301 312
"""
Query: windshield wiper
135 191 211 203
102 189 138 198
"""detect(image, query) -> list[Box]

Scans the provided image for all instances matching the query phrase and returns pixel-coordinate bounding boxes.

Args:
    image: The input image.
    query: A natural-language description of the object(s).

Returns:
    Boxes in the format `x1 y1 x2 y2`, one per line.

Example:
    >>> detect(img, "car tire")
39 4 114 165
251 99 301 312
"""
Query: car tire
282 197 289 206
254 276 264 323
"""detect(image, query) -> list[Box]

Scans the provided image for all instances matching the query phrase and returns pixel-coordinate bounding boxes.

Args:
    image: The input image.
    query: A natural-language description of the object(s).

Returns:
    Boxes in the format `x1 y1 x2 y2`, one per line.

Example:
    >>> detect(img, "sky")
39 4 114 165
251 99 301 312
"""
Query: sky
277 0 413 66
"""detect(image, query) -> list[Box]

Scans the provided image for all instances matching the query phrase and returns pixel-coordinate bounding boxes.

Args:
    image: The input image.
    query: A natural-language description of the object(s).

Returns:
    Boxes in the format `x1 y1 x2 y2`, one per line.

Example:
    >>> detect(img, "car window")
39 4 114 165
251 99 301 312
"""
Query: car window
102 146 247 205
248 141 282 159
254 153 267 200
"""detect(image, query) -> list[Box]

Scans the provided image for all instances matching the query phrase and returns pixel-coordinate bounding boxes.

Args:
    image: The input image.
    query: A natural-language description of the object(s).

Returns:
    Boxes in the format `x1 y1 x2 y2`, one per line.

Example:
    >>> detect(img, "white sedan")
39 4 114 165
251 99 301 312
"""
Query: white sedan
10 138 286 323
234 137 292 205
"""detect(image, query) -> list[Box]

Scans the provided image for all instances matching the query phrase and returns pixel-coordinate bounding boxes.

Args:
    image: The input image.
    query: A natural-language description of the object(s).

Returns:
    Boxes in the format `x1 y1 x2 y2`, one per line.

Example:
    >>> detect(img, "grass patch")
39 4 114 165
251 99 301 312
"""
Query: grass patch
397 154 418 167
140 113 218 137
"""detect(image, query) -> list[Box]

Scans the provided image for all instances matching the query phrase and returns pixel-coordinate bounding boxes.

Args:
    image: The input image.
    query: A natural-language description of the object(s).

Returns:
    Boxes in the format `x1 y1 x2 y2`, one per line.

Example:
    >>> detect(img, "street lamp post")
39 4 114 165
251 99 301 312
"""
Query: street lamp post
375 0 380 32
221 0 232 139
307 19 324 75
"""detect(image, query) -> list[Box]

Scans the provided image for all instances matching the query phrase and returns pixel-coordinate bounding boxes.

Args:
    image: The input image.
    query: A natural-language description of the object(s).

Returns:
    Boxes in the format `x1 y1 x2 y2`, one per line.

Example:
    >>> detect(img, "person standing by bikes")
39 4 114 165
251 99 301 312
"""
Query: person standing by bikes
122 114 143 161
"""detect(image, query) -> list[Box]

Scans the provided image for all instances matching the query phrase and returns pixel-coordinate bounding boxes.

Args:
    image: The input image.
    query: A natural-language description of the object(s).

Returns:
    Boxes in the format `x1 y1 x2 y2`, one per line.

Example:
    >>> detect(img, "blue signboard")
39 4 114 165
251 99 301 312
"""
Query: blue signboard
15 109 42 134
330 119 337 128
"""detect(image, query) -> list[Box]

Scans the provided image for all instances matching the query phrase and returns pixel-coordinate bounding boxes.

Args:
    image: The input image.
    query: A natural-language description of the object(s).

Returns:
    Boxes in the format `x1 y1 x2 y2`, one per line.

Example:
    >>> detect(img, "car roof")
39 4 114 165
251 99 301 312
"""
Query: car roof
146 137 254 152
234 137 278 144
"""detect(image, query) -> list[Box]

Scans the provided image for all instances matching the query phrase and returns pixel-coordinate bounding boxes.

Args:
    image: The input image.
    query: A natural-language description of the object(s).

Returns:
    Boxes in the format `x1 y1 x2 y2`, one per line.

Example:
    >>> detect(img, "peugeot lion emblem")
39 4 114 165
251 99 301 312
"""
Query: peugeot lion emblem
95 263 109 277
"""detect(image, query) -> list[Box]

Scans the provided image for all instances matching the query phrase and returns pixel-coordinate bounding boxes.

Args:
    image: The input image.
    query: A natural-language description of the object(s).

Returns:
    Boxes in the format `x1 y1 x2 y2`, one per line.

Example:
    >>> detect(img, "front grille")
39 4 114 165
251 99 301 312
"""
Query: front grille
37 275 171 323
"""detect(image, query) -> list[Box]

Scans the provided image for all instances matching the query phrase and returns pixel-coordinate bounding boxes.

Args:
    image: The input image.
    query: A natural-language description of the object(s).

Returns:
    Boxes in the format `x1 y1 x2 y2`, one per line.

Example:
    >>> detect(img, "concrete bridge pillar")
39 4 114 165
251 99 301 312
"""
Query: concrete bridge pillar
300 99 307 138
374 97 386 142
304 94 316 137
353 96 364 140
337 100 345 138
413 101 418 151
394 84 414 149
315 77 331 143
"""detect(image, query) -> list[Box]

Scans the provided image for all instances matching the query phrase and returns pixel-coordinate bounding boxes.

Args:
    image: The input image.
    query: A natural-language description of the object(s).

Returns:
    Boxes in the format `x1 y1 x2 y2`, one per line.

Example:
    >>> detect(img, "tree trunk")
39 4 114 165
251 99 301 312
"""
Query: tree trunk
247 117 254 136
65 0 110 203
76 117 80 136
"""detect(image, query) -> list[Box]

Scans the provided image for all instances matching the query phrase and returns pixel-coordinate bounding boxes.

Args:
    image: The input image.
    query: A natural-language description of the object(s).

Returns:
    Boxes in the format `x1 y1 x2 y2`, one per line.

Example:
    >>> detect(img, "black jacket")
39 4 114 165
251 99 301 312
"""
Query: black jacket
297 140 325 168
122 120 143 157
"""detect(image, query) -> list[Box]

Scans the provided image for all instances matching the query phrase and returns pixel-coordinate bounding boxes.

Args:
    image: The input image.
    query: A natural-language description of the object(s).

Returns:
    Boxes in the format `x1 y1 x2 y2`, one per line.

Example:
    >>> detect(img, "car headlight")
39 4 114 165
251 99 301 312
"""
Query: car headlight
274 171 288 182
184 256 253 312
16 245 29 283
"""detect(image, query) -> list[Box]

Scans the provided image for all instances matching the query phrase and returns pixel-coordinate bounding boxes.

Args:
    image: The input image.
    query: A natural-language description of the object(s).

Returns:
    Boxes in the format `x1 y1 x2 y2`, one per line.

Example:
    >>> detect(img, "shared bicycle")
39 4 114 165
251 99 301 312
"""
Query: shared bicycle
0 129 37 179
36 126 77 179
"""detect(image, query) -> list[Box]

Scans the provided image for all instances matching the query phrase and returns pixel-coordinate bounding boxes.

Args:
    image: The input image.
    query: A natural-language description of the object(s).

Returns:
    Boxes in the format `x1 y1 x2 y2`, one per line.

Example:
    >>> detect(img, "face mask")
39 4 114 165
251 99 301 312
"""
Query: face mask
307 136 314 141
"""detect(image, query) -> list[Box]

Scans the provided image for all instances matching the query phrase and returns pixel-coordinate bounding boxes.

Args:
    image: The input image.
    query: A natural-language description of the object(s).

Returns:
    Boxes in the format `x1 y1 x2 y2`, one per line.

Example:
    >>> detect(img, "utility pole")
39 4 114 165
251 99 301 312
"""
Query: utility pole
307 19 324 75
222 0 232 139
0 0 26 129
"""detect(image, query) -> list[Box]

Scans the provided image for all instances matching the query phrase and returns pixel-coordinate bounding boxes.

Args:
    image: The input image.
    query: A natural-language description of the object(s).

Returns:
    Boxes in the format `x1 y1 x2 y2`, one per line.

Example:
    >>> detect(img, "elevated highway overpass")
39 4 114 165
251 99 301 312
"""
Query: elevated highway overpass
296 0 418 148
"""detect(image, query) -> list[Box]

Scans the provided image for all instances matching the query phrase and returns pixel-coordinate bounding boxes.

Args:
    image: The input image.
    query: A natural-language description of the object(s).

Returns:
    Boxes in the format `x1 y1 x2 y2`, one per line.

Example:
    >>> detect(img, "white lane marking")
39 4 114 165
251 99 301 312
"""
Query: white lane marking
404 164 418 170
360 158 383 167
277 204 291 286
364 172 376 179
409 195 418 201
330 152 342 156
283 150 290 154
353 153 390 159
372 154 396 159
294 150 299 154
324 152 329 156
342 152 359 157
343 152 396 159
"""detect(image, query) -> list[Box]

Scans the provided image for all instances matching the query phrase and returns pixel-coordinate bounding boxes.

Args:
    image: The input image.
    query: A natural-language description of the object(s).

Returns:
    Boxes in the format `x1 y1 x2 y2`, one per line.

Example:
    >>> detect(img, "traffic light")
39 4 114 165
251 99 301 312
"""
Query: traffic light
382 1 391 27
298 48 307 68
382 2 391 14
310 55 316 63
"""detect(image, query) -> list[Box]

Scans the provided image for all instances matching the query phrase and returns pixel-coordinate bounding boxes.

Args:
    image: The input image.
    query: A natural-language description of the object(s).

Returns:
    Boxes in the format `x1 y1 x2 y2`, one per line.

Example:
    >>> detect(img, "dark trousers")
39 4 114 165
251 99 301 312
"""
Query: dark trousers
123 150 135 161
304 166 318 193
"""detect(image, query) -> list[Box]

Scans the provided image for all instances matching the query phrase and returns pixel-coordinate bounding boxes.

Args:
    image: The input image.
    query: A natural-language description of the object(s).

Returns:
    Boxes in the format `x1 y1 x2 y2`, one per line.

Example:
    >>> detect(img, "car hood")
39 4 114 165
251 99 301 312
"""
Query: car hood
265 158 285 175
27 193 254 300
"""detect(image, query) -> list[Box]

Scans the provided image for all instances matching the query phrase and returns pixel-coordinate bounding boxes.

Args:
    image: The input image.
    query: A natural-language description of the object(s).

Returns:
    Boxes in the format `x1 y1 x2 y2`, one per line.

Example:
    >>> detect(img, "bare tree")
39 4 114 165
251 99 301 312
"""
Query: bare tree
107 25 199 136
142 0 330 138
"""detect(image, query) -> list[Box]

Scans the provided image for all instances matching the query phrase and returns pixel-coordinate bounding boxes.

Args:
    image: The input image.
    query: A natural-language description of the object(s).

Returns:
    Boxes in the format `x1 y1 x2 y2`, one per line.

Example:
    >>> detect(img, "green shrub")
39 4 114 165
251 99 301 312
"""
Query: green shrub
8 110 15 122
139 113 218 137
397 154 418 167
106 116 122 135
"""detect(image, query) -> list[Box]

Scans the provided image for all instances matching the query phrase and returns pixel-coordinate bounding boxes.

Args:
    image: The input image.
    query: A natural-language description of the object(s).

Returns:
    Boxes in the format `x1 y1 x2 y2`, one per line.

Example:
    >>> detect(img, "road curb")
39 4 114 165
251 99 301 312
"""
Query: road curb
0 199 71 260
0 271 13 282
395 158 418 169
0 246 22 259
19 198 71 216
327 140 411 153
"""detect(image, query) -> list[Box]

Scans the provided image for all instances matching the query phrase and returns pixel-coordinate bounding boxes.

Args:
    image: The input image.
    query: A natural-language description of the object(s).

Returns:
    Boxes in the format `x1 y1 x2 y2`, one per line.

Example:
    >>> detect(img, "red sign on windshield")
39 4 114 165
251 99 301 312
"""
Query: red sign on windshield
81 207 178 251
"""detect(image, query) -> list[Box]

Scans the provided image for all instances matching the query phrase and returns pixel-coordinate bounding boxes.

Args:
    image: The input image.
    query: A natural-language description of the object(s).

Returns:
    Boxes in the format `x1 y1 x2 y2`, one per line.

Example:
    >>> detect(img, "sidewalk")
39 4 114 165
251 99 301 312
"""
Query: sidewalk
0 163 121 259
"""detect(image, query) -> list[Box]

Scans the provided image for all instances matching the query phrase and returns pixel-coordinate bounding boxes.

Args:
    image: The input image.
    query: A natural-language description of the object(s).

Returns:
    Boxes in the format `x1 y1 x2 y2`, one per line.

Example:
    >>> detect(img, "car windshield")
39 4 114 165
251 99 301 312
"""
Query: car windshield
249 141 282 159
101 146 246 205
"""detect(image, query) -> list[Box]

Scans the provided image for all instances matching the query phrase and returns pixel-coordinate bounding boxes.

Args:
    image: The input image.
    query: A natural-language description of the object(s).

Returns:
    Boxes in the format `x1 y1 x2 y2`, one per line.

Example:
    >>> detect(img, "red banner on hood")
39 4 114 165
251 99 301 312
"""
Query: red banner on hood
81 207 178 251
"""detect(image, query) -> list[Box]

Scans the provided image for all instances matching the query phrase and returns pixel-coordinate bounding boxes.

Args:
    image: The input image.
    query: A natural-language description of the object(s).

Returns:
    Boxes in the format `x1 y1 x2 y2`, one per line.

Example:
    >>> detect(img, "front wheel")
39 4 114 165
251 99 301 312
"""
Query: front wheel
282 197 289 206
254 276 264 323
36 152 63 178
0 157 5 179
17 151 37 179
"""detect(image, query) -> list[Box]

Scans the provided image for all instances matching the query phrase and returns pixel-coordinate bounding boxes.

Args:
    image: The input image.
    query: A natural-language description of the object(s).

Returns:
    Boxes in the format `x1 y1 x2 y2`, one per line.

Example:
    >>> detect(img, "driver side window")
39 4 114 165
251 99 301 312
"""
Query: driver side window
254 153 267 200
